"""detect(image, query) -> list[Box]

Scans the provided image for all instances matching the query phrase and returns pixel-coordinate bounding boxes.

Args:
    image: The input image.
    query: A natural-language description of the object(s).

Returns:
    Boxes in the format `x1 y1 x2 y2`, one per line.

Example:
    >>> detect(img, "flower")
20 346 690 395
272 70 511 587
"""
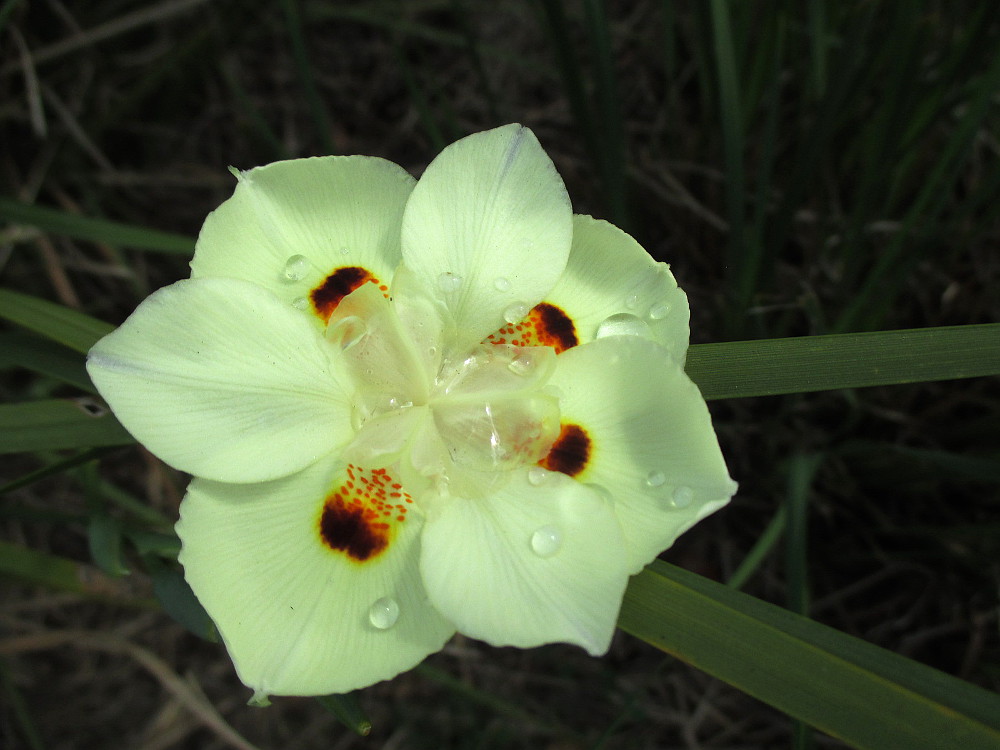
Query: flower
86 124 737 700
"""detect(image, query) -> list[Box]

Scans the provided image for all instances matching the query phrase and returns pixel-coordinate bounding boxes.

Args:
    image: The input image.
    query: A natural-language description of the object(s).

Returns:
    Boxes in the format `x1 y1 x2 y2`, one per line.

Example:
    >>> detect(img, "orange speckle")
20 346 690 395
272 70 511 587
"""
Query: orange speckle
485 302 578 353
318 464 412 563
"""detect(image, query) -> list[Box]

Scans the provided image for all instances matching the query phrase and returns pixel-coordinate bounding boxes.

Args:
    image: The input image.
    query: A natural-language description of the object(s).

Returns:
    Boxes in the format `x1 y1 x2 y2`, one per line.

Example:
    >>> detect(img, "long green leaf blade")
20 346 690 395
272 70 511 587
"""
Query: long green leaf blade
687 323 1000 399
0 198 195 254
0 288 113 354
0 400 134 453
620 561 1000 749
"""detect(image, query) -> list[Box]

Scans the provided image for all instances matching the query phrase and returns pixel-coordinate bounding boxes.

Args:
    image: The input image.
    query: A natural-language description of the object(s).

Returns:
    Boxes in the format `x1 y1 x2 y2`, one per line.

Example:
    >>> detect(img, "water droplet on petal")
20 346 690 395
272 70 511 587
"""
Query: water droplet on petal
283 254 309 281
291 296 309 310
595 313 651 339
368 597 400 629
339 246 350 256
624 292 640 309
503 302 529 324
437 272 462 293
527 466 550 486
644 470 666 488
494 277 512 292
530 525 562 557
648 301 672 320
671 486 694 509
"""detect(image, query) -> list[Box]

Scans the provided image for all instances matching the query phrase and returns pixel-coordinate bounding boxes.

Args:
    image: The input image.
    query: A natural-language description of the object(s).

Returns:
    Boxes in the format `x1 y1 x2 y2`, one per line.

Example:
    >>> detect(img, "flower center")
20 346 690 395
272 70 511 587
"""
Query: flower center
327 278 560 500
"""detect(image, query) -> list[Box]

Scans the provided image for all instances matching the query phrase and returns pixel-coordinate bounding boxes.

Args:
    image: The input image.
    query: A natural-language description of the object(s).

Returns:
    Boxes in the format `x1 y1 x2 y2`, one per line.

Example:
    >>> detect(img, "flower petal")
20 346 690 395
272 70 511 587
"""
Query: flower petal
401 124 573 351
546 336 736 574
548 215 690 363
419 472 629 655
191 156 415 326
87 278 351 483
177 456 455 697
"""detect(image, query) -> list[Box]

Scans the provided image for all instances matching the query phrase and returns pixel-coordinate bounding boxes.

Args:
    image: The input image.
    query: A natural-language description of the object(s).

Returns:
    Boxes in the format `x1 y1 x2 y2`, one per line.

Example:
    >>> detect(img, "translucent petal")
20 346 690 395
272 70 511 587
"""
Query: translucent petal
545 215 690 364
87 278 351 483
176 456 455 697
419 472 629 655
191 156 415 324
401 124 572 352
547 336 736 574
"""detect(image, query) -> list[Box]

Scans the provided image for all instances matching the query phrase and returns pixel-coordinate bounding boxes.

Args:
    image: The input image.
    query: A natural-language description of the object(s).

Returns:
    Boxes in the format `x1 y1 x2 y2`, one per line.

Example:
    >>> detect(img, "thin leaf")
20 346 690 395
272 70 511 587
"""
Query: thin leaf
620 560 1000 750
0 331 94 392
686 323 1000 399
0 288 113 354
0 399 134 453
0 197 195 254
314 693 372 737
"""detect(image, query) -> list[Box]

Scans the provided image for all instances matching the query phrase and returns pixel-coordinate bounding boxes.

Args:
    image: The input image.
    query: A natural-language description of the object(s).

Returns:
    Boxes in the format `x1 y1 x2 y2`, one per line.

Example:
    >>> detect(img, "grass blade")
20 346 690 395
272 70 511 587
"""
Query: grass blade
0 288 113 354
0 399 134 453
686 323 1000 399
620 560 1000 750
0 197 195 254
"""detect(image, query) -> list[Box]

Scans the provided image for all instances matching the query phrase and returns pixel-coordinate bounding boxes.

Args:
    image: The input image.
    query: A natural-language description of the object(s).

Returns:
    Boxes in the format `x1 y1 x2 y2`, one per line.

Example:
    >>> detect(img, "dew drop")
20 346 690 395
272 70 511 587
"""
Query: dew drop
644 470 666 488
437 272 462 293
368 597 400 629
671 486 694 509
530 525 562 557
339 246 350 256
494 277 511 292
624 292 640 309
283 254 310 281
291 296 309 310
595 313 651 339
527 466 550 486
648 301 672 320
503 302 529 324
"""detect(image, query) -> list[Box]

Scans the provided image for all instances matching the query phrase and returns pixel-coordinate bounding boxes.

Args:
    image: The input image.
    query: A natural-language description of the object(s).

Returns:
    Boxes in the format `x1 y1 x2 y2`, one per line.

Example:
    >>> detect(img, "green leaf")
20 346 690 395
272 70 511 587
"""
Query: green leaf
0 399 134 453
144 555 217 642
87 514 130 577
0 197 195 254
619 561 1000 750
687 323 1000 399
0 288 114 354
315 693 372 737
0 331 94 393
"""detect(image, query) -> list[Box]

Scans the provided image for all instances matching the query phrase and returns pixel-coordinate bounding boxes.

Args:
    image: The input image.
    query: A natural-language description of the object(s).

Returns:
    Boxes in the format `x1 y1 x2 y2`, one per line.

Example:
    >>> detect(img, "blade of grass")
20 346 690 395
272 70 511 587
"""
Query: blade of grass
0 331 94 392
0 288 113 354
279 0 336 155
620 560 1000 750
392 43 446 153
314 693 372 738
0 198 195 254
0 399 134 453
835 39 1000 332
582 0 629 228
726 504 787 590
0 448 111 495
686 323 1000 399
0 659 44 750
708 0 749 334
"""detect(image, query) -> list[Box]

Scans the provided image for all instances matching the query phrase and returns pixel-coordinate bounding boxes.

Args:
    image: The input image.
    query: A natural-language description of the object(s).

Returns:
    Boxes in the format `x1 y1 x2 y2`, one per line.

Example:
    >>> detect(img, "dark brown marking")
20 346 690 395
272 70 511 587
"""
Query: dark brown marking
532 303 579 353
539 423 590 477
319 494 388 562
310 266 376 322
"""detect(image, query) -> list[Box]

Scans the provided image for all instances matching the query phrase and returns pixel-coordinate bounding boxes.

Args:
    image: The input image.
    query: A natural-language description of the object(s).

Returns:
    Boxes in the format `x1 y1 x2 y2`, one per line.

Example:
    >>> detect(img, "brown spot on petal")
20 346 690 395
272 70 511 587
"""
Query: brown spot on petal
539 423 591 477
531 303 578 352
318 465 411 563
486 302 578 353
310 267 384 322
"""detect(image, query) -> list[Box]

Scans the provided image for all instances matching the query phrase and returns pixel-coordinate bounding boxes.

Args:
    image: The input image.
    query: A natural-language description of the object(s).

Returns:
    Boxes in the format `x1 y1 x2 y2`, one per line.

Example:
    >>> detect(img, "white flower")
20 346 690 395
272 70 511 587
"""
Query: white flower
86 124 736 699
